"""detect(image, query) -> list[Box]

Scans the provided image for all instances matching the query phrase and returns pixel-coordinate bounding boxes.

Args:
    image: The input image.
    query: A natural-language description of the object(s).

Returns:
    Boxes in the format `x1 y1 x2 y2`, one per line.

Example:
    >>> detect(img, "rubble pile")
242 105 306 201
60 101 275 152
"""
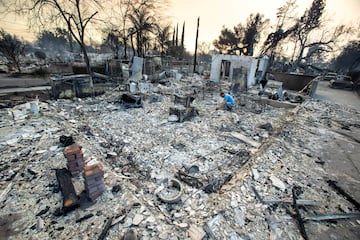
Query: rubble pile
0 74 359 239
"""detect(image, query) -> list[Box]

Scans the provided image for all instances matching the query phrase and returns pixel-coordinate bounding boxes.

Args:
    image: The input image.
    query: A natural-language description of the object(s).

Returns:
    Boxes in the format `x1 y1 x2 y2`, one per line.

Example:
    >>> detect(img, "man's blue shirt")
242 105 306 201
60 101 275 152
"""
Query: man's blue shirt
224 94 235 106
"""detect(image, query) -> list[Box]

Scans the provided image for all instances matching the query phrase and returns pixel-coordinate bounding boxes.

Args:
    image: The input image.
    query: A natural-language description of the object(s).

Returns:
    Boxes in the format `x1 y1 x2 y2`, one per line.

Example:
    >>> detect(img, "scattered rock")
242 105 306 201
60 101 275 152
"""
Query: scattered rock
259 122 273 131
269 175 286 191
252 168 260 181
168 115 178 122
132 214 144 226
187 225 206 240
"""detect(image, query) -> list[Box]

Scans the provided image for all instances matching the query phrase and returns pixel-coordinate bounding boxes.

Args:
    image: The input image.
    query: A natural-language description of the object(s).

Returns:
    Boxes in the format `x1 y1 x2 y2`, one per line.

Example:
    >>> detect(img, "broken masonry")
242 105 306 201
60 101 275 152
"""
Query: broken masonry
56 141 106 214
84 162 106 201
63 143 84 176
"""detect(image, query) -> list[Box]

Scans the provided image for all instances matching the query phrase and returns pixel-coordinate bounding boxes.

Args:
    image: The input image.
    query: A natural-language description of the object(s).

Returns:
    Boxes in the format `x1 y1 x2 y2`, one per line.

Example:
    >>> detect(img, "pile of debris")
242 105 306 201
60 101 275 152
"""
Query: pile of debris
0 74 359 240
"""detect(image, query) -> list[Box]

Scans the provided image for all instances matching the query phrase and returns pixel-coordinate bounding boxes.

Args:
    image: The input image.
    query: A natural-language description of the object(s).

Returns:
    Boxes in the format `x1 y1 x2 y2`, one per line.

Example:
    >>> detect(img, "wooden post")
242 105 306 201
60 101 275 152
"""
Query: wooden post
193 17 200 73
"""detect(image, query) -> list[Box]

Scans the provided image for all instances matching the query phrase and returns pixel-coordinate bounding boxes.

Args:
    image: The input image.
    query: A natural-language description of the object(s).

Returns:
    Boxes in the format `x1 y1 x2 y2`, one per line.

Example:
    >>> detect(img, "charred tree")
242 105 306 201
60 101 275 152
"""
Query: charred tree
0 29 24 73
4 0 101 94
193 17 199 73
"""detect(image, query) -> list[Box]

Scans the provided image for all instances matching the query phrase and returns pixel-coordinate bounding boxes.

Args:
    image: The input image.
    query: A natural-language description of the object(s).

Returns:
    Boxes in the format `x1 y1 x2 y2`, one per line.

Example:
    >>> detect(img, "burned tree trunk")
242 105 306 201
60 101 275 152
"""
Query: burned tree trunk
193 17 200 73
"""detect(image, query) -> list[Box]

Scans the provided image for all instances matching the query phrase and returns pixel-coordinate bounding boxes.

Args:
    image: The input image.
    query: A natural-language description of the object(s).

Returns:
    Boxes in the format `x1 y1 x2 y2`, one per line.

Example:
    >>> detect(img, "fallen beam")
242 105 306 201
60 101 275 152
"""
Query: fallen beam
55 168 80 214
93 72 110 80
230 132 260 148
265 199 318 206
303 213 360 222
98 217 113 240
292 187 308 240
248 95 298 109
251 186 318 206
262 98 298 109
327 180 360 211
76 214 94 223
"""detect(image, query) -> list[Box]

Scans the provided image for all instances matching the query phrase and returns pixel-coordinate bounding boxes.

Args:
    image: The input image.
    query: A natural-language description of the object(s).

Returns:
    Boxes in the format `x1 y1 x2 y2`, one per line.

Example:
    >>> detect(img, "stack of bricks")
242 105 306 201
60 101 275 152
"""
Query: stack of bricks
63 144 85 176
84 162 105 201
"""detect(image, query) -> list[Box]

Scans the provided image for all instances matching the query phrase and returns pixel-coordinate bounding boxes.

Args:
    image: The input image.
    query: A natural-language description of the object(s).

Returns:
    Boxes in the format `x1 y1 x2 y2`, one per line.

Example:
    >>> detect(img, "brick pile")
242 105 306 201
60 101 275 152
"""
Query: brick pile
84 162 105 201
63 144 85 176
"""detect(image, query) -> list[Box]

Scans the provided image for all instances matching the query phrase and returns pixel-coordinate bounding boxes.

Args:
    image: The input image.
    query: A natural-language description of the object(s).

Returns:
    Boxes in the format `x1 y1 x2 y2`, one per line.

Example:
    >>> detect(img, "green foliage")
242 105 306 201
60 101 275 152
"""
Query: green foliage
213 26 239 54
242 13 269 56
213 13 268 56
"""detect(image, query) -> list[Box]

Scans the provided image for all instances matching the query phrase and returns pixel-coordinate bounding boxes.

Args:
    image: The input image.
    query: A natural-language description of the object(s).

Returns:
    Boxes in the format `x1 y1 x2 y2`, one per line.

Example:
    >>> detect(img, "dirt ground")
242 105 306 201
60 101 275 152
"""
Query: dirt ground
307 80 360 239
315 80 360 110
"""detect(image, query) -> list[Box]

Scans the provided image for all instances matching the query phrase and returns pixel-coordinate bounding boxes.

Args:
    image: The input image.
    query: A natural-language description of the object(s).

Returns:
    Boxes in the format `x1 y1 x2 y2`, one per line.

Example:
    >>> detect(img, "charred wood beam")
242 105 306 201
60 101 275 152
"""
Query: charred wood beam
327 180 360 211
303 212 360 222
76 213 94 223
292 187 308 240
251 186 319 206
36 206 50 217
55 168 80 214
98 217 113 240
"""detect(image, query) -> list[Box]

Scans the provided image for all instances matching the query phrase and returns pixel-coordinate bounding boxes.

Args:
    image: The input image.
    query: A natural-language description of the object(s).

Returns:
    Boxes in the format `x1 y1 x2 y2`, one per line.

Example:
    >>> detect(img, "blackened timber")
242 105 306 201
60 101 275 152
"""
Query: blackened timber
55 168 80 213
251 186 319 206
76 213 94 223
98 217 113 240
303 212 360 221
292 187 309 240
193 17 200 73
36 206 50 216
327 180 360 211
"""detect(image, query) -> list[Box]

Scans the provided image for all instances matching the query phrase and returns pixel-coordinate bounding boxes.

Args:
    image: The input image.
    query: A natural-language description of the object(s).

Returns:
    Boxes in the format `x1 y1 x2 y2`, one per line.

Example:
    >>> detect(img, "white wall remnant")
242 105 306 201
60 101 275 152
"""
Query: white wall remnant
257 55 269 81
131 56 144 81
210 54 258 87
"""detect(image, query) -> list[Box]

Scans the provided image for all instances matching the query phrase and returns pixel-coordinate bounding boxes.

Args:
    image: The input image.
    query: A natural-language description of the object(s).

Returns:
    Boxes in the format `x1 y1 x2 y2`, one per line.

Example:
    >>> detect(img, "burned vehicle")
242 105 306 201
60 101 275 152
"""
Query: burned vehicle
329 75 353 89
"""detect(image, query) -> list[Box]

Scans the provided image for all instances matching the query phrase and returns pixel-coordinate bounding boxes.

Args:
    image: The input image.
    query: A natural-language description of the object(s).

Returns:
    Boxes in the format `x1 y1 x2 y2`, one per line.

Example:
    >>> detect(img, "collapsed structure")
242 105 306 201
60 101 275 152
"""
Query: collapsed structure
0 55 359 240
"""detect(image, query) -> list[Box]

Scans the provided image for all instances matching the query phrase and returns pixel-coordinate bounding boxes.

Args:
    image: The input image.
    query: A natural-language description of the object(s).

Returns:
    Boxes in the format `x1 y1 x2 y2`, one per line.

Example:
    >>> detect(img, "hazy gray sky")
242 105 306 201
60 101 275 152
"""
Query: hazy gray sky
168 0 360 51
1 0 359 52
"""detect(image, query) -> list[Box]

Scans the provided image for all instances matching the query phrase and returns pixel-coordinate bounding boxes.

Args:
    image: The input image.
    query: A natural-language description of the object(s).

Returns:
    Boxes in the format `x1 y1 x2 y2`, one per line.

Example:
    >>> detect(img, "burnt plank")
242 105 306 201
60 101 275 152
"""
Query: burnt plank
327 180 360 211
292 187 309 240
55 168 80 214
98 217 113 240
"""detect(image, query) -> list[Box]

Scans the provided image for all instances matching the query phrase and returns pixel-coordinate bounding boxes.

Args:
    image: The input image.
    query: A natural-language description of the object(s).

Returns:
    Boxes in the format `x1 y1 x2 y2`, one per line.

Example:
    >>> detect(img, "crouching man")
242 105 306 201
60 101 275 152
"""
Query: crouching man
216 92 235 111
